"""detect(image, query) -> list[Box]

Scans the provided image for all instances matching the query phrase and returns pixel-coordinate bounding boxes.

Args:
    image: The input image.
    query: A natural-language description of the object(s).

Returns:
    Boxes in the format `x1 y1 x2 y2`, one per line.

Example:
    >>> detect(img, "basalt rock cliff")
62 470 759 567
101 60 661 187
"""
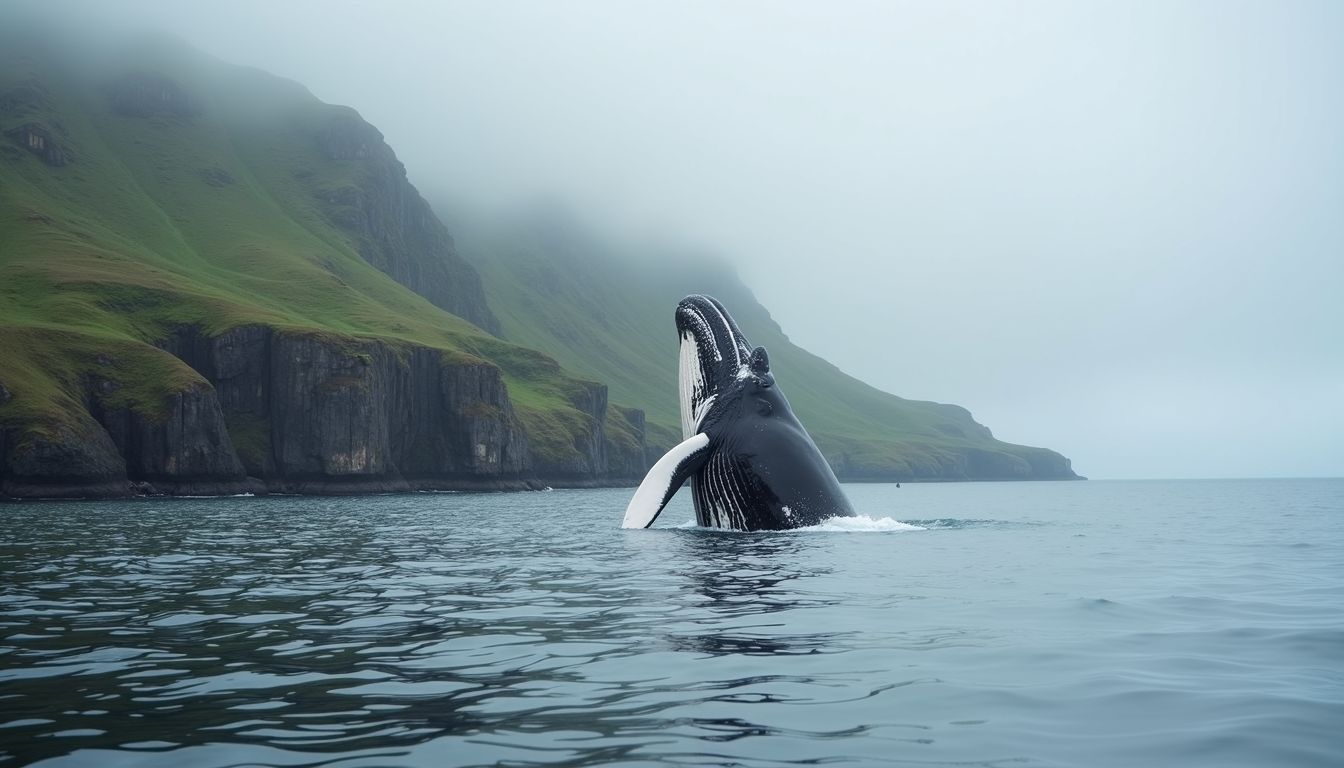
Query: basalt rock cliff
1 28 1076 500
311 110 499 335
1 323 647 498
0 31 645 498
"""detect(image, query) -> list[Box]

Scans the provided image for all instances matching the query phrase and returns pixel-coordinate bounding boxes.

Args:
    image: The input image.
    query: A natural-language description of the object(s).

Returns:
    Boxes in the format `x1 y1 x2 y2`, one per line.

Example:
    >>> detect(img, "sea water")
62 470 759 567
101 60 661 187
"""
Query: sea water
1 479 1340 767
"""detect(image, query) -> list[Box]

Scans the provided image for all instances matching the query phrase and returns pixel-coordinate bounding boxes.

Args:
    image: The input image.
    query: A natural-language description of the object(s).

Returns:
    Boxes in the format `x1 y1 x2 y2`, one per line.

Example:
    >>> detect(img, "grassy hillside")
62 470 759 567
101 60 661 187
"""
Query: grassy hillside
452 205 1077 480
0 30 634 474
0 25 1073 487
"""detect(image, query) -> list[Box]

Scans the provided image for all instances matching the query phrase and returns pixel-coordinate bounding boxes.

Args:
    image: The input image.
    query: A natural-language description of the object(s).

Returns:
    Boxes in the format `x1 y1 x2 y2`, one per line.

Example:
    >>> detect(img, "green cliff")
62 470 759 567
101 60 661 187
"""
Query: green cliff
0 28 1075 499
453 206 1077 481
0 30 646 497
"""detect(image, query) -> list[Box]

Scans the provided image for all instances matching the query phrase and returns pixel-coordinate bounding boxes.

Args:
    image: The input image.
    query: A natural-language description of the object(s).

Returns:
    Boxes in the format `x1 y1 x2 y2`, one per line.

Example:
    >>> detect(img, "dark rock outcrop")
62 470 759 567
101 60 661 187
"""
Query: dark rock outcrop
1012 446 1077 480
310 110 500 335
88 379 253 496
1 325 645 499
528 381 610 480
1 78 69 166
0 415 129 499
4 122 66 166
165 326 537 493
525 386 652 486
605 406 650 480
0 362 257 498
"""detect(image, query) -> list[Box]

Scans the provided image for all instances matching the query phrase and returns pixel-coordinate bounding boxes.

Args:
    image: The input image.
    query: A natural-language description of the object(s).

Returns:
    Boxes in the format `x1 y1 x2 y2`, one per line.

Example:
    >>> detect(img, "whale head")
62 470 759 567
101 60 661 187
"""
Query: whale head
622 294 855 531
675 295 773 438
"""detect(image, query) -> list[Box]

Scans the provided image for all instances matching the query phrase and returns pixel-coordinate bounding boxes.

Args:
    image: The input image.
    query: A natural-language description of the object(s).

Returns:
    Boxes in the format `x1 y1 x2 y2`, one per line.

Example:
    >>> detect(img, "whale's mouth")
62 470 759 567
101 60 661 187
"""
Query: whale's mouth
675 295 753 438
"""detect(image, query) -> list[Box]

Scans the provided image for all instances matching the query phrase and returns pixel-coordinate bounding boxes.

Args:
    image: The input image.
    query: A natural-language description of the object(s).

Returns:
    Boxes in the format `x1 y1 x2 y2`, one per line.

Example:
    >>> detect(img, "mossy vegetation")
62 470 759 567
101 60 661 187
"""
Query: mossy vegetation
0 27 1074 483
0 31 617 470
454 207 1077 480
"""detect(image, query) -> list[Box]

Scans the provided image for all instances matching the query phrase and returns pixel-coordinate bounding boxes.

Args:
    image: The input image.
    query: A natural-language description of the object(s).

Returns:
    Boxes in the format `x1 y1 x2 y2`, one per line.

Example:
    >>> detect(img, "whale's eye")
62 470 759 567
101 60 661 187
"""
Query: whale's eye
756 398 773 417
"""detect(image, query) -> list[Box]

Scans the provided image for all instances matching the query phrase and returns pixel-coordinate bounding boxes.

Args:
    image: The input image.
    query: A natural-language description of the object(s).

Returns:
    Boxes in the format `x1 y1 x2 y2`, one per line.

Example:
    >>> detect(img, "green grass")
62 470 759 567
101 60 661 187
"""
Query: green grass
0 27 1074 481
452 206 1076 479
0 31 615 467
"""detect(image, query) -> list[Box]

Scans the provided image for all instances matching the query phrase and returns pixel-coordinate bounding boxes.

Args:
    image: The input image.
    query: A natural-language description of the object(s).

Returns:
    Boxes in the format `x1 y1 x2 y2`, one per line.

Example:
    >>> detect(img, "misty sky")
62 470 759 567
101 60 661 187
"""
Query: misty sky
20 1 1344 479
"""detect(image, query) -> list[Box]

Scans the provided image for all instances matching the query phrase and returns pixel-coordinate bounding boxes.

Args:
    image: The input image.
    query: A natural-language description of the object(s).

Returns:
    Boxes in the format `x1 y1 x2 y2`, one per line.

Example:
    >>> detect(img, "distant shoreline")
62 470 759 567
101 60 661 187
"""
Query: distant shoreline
0 474 1094 502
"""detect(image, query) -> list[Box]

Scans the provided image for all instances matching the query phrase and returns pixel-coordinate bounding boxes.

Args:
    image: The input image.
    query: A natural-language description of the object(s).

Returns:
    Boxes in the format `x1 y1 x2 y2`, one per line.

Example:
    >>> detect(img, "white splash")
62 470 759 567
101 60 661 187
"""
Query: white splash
177 492 256 499
804 515 926 532
670 515 925 532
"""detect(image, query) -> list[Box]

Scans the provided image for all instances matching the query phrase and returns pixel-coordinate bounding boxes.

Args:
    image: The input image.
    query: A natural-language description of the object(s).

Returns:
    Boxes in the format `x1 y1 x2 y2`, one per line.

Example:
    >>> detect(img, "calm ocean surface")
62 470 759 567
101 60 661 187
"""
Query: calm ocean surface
1 479 1341 767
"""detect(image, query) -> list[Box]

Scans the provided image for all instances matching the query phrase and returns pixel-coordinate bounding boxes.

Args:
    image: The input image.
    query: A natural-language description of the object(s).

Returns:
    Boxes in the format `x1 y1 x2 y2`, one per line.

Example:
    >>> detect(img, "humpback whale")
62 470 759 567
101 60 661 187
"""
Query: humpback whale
622 295 856 531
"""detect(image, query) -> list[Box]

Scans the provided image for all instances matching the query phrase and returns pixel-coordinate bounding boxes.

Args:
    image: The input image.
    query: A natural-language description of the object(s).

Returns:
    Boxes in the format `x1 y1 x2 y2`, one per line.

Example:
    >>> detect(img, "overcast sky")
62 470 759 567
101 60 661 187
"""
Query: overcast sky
22 1 1344 479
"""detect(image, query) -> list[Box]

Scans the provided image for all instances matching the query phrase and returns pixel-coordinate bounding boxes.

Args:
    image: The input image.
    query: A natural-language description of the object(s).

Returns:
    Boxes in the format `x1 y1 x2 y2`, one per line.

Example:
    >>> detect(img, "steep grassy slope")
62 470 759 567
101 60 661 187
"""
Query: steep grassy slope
0 30 644 493
453 206 1077 480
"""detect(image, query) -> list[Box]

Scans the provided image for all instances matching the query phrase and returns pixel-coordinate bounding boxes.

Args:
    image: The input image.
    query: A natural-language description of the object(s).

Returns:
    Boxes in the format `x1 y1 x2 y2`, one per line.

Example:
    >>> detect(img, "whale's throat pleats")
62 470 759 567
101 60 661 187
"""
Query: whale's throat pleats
691 452 762 530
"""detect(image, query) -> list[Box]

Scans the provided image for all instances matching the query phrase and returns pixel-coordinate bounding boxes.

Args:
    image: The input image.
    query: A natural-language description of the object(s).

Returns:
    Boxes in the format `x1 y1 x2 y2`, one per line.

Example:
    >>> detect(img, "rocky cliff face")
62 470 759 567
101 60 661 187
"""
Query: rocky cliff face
0 326 648 499
0 414 130 499
828 442 1077 482
164 325 537 492
606 406 651 480
311 110 500 335
0 345 253 498
515 383 644 484
89 380 251 495
529 381 610 480
0 32 1077 498
0 54 644 499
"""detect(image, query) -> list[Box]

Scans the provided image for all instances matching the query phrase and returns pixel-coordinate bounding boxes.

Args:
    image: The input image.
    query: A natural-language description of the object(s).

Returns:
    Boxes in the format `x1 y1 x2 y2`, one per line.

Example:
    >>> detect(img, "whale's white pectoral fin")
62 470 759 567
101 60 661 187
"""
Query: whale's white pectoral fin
621 432 711 529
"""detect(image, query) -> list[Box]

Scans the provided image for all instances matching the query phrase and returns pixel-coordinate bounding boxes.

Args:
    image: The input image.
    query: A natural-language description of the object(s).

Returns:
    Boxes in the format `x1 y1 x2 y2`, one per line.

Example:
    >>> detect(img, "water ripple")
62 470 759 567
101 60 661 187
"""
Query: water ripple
2 480 1343 767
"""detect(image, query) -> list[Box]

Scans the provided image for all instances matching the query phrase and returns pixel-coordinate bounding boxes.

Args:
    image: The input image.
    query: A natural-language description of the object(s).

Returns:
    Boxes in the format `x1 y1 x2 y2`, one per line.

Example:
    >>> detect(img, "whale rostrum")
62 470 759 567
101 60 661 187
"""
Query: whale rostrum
622 295 857 530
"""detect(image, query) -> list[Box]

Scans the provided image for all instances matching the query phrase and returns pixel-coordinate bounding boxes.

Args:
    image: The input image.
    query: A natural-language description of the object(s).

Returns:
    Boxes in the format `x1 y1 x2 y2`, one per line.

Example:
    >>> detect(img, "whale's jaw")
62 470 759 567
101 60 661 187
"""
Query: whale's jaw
675 295 752 438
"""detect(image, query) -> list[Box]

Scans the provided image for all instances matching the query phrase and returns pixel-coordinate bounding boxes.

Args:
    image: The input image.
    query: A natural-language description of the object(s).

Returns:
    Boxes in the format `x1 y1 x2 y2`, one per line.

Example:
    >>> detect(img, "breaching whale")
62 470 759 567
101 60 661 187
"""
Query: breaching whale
622 295 856 530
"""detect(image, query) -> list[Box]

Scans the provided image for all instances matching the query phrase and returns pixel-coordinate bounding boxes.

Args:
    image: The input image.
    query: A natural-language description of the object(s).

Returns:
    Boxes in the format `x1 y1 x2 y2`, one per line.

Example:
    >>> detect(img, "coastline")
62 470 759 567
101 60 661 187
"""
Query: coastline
0 473 1085 502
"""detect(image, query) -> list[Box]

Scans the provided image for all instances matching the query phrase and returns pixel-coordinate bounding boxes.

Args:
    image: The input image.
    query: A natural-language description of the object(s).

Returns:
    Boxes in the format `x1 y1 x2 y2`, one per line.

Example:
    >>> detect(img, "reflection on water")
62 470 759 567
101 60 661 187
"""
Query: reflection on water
2 481 1343 767
668 530 844 658
0 496 861 766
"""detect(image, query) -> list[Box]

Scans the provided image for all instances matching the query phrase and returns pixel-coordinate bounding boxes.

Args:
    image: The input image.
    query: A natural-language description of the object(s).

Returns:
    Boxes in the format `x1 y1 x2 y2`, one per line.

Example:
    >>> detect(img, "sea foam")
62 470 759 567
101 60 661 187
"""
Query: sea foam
673 514 924 532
